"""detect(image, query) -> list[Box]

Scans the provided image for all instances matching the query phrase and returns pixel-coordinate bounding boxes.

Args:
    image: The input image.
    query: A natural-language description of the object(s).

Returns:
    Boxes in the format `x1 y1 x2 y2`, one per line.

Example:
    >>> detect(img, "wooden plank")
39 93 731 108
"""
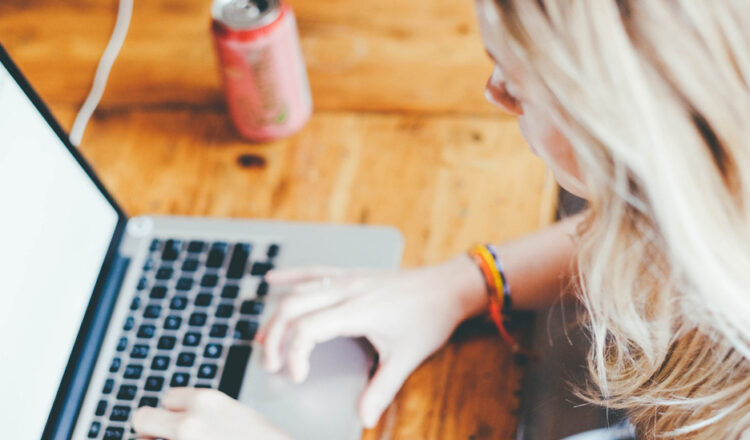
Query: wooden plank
67 109 551 265
0 0 498 115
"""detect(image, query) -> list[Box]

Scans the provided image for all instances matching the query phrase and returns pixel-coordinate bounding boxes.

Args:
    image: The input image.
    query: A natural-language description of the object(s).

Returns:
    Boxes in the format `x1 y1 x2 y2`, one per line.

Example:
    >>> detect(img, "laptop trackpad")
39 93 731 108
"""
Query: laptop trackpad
237 338 373 440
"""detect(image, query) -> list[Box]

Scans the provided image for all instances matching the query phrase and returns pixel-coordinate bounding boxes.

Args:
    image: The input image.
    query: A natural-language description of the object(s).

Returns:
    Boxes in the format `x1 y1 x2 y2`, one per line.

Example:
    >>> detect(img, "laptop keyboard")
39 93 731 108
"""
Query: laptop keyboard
86 238 279 440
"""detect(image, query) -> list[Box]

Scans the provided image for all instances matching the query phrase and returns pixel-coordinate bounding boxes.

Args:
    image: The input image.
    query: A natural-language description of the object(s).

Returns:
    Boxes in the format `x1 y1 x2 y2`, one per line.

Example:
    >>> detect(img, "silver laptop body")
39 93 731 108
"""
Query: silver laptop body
73 217 401 440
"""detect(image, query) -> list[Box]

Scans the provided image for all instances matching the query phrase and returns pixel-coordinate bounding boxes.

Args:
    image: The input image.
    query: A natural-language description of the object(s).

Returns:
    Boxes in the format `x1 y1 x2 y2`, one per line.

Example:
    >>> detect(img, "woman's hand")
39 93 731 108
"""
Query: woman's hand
131 388 290 440
256 255 487 428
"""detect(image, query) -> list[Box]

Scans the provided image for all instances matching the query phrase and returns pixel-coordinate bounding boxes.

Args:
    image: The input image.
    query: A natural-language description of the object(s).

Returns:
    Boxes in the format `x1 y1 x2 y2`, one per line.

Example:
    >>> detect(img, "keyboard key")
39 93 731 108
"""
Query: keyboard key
116 337 128 352
117 385 137 401
267 243 280 258
200 274 219 288
177 352 196 367
204 343 222 358
235 320 258 341
171 372 190 387
250 261 274 276
123 316 135 331
123 364 143 379
156 267 174 280
150 286 167 299
210 323 228 338
129 296 141 311
137 324 156 339
158 335 177 349
110 405 130 422
95 399 108 416
102 378 115 395
170 296 188 310
216 304 234 318
240 300 264 315
187 240 205 253
195 383 212 388
195 293 213 307
143 304 162 319
182 258 199 272
256 281 269 297
221 284 239 299
149 239 161 252
88 421 101 438
219 345 252 399
139 396 159 408
189 312 207 327
144 376 165 392
151 355 170 370
130 344 149 359
162 239 181 261
163 316 182 331
109 357 121 373
183 332 201 347
206 245 226 268
226 243 250 279
136 277 148 290
143 257 155 271
198 363 218 379
176 277 194 291
103 426 124 440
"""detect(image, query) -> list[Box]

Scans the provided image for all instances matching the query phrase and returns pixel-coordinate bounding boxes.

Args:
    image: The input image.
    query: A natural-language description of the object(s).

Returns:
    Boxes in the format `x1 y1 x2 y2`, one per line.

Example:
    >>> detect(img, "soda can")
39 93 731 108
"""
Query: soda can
211 0 312 141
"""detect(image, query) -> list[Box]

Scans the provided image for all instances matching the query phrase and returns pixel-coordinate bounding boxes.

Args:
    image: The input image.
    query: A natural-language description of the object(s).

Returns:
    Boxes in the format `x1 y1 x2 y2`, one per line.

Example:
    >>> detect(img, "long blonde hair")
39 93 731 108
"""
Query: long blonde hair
489 0 750 437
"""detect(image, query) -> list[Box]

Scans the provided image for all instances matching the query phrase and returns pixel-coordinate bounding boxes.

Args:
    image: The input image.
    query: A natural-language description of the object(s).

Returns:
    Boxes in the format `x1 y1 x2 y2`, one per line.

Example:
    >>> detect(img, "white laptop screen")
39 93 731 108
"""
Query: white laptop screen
0 63 120 439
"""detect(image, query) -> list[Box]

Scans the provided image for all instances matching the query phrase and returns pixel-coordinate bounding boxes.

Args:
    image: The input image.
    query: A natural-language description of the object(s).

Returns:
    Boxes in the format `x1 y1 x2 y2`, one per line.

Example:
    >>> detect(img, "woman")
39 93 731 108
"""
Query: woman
133 0 750 438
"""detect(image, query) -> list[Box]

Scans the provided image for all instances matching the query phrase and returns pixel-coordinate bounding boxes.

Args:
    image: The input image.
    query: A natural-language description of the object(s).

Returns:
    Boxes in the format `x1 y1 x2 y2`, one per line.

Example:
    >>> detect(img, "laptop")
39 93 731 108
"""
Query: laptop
0 44 403 440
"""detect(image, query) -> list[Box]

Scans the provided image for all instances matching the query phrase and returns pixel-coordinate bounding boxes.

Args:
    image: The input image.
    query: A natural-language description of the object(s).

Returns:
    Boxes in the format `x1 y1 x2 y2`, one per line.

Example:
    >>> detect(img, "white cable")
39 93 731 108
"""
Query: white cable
69 0 133 147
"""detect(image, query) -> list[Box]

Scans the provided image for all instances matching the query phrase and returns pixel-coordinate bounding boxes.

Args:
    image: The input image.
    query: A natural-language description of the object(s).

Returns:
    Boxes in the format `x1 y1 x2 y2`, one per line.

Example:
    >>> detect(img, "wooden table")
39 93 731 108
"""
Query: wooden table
0 1 556 438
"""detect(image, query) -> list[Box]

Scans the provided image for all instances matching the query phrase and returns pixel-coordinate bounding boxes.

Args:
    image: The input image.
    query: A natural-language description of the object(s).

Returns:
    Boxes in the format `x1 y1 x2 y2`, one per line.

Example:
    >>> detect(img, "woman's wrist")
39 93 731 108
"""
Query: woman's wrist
437 254 491 321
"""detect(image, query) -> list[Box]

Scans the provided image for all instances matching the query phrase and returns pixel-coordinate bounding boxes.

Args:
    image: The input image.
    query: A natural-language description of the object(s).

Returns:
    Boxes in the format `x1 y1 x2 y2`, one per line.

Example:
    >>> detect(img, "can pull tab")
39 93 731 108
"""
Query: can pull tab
216 0 278 29
230 0 261 18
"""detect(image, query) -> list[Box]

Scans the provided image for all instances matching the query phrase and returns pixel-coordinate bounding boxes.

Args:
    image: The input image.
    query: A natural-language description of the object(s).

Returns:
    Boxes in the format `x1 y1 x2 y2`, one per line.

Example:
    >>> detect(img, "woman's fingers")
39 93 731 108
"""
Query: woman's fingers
285 303 364 383
264 266 345 285
160 387 200 411
131 407 181 439
358 357 415 429
134 389 291 440
265 266 382 286
259 280 352 372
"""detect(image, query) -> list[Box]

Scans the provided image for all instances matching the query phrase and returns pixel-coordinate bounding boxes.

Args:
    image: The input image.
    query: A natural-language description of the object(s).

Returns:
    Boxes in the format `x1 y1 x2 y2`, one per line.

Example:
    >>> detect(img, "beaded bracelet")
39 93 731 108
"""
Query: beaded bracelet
468 244 520 353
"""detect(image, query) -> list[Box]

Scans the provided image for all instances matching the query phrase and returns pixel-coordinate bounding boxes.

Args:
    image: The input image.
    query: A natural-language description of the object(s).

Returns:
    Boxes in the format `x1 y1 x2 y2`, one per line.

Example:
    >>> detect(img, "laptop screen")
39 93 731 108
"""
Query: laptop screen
0 63 120 438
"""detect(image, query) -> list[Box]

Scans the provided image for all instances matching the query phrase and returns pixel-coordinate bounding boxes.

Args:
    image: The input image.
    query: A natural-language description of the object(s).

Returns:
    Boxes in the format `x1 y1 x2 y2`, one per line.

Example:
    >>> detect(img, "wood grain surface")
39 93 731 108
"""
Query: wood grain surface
0 1 556 438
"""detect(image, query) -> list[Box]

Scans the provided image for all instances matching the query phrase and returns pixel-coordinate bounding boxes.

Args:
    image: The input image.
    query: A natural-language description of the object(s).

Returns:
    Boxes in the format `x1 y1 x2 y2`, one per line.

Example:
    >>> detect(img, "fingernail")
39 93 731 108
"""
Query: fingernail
363 409 378 428
364 416 376 429
264 357 280 373
291 365 307 384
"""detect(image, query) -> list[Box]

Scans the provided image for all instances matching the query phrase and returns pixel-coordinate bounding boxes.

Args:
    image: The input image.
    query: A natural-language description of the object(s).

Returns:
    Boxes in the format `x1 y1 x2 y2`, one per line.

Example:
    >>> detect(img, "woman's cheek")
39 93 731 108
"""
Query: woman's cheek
517 114 546 157
518 113 587 197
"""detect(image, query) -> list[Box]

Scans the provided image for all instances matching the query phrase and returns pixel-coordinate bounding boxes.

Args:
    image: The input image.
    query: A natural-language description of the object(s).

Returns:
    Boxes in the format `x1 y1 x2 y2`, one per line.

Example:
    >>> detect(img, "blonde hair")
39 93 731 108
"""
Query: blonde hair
489 0 750 437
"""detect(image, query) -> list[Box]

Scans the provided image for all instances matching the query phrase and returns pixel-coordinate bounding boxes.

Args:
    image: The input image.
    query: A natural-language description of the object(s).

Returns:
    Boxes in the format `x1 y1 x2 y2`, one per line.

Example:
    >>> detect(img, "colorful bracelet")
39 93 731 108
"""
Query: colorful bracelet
486 244 512 313
468 244 520 353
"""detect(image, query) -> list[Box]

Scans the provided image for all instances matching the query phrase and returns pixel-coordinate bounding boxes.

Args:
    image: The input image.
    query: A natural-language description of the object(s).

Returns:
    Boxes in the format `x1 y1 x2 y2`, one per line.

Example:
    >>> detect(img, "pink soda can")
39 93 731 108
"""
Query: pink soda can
211 0 312 141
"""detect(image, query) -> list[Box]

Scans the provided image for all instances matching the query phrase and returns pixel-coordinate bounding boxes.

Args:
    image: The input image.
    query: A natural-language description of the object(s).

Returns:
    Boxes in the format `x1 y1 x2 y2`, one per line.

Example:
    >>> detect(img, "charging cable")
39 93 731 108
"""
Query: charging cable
69 0 133 147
